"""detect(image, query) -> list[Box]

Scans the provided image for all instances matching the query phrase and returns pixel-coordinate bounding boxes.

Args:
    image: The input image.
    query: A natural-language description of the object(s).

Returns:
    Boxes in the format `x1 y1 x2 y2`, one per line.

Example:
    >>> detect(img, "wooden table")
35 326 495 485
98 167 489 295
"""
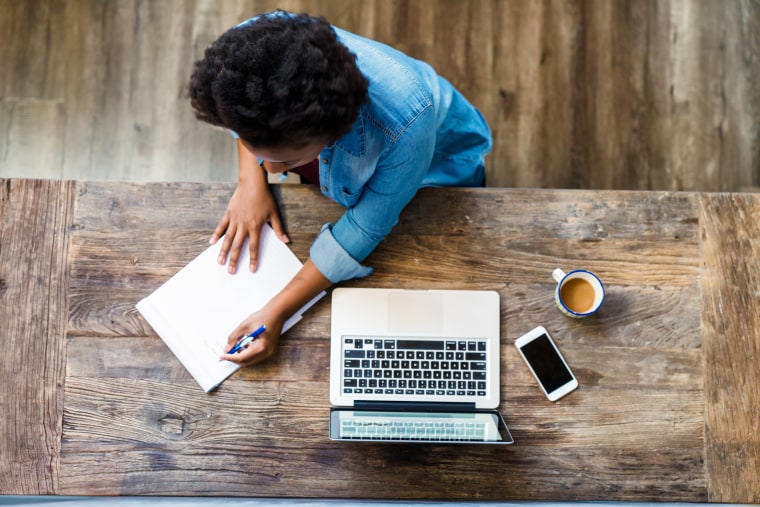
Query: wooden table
2 179 759 502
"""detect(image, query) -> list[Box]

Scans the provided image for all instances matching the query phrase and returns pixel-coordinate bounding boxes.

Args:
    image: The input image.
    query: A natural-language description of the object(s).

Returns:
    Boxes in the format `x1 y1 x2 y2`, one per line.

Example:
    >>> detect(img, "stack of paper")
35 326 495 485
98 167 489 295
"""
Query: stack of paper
137 225 324 392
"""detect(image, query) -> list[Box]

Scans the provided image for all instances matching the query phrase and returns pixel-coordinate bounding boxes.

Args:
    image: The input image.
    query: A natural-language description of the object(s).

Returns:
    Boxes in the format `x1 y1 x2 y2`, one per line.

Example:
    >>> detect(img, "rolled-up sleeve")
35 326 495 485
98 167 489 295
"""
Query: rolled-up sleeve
310 107 436 283
310 223 373 283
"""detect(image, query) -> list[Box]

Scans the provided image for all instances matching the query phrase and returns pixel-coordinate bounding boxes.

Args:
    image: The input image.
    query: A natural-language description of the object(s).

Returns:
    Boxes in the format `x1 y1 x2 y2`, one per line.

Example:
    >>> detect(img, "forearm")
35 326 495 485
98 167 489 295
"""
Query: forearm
237 139 267 187
265 259 332 320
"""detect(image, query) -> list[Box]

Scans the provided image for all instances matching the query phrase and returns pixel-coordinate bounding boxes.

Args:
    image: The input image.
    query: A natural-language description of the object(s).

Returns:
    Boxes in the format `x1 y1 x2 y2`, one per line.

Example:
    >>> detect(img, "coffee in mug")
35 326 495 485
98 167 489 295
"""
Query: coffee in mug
552 269 605 318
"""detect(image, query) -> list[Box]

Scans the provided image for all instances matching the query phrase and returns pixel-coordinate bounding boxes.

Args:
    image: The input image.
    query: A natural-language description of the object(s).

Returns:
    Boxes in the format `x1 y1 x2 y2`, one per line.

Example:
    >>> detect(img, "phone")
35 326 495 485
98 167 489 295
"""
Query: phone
515 326 578 401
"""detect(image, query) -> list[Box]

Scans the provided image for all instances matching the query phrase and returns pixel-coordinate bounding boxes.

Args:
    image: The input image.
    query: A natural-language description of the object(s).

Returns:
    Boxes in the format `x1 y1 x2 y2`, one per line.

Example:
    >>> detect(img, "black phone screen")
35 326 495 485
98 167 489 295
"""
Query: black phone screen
520 333 574 393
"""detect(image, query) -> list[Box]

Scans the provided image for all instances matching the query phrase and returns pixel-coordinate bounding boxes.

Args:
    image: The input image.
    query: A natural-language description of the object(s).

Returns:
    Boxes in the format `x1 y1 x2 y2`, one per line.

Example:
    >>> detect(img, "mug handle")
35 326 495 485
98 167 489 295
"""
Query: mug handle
552 269 566 283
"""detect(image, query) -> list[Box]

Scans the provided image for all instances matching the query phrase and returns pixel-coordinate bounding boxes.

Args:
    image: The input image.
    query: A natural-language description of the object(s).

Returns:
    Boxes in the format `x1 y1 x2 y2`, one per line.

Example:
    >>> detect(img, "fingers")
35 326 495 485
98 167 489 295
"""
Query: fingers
216 223 248 275
210 213 230 246
216 225 234 270
220 340 264 367
247 223 261 273
225 227 249 274
220 334 275 367
269 213 290 245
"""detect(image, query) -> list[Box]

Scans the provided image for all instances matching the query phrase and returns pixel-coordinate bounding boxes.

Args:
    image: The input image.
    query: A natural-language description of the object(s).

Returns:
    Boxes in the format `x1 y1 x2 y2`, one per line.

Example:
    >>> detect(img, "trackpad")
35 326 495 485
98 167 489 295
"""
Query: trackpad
388 292 443 334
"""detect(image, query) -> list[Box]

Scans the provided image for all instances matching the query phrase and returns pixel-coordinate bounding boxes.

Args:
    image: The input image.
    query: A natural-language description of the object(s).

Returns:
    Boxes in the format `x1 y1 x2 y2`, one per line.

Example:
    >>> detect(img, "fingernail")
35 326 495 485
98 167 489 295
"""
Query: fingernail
228 265 236 274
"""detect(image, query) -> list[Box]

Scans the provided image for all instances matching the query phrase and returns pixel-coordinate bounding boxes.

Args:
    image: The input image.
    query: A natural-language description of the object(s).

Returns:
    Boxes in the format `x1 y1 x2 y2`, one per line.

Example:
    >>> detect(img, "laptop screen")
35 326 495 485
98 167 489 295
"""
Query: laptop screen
329 408 513 444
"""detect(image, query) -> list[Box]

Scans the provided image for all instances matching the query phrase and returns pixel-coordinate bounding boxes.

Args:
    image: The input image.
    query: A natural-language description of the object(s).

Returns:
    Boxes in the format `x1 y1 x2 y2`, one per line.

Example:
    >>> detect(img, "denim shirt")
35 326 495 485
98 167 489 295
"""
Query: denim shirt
235 15 492 283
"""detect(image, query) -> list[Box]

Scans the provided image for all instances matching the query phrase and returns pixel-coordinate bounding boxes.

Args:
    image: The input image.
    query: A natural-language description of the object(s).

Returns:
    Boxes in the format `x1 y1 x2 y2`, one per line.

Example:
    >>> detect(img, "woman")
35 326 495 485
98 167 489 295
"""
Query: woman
188 10 491 366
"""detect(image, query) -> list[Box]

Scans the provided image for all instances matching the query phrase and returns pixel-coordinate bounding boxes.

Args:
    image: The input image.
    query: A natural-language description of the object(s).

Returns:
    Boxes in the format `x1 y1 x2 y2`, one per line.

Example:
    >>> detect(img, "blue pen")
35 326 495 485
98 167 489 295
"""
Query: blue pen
227 324 267 355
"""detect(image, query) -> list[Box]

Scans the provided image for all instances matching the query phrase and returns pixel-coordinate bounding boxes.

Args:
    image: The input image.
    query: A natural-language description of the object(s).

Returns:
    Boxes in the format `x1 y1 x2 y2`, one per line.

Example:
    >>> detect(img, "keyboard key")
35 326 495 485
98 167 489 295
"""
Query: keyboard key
397 339 444 350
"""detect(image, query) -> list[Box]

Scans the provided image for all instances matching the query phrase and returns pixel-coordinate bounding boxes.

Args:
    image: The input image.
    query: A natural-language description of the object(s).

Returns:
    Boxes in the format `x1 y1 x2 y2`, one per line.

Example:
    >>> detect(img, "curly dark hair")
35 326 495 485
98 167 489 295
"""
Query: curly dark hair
188 11 369 148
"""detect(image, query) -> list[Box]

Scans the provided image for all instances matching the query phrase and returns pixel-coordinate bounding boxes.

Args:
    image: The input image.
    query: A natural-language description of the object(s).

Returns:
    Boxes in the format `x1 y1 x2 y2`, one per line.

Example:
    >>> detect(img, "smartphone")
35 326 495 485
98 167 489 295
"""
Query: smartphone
515 326 578 401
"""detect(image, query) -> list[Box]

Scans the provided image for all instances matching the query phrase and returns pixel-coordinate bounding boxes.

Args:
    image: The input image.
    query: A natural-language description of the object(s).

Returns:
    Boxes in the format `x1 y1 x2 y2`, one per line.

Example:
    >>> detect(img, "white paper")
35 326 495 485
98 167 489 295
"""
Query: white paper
136 224 324 392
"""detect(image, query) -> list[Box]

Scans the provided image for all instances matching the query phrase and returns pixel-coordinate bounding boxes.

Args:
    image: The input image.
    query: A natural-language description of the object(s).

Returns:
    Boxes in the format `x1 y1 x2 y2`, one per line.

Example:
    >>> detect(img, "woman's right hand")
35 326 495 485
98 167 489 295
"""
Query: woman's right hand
210 158 290 274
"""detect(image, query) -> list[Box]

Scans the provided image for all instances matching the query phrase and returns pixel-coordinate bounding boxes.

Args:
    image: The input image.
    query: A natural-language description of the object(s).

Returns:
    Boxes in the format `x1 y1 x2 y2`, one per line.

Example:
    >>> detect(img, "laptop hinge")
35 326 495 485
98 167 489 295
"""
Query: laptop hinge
354 401 477 412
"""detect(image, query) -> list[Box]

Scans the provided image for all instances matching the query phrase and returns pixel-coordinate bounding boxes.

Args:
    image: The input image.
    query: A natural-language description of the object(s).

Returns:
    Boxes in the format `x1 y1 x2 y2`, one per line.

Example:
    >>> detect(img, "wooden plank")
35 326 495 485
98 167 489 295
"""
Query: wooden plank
67 184 701 336
700 193 760 503
59 374 704 500
384 188 702 287
0 179 74 494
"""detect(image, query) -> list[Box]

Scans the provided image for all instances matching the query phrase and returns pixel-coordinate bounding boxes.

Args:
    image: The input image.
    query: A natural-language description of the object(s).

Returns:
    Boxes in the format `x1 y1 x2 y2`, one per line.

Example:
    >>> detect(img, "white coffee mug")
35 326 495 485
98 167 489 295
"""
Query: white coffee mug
552 268 605 318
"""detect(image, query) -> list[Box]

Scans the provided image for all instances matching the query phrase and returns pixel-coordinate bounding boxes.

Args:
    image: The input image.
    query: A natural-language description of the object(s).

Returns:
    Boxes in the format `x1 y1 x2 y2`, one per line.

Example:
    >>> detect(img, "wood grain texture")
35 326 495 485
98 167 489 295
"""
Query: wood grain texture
1 0 758 191
4 179 758 501
700 193 760 503
0 179 74 494
58 182 710 500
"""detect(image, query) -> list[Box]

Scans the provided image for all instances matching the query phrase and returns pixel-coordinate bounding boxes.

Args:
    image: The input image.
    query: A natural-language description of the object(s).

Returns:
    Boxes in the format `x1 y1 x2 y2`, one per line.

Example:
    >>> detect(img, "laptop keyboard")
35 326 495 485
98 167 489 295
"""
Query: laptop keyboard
341 336 488 398
340 418 487 441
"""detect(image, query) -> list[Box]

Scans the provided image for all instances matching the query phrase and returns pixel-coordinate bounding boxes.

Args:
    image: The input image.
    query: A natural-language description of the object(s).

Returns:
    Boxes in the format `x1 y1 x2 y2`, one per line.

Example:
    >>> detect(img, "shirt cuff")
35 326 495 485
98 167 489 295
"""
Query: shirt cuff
310 223 373 283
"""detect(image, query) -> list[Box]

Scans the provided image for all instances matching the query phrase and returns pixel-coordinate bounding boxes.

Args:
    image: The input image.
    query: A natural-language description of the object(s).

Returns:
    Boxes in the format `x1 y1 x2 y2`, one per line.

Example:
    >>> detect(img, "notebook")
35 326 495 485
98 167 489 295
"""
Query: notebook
328 288 513 444
136 224 324 392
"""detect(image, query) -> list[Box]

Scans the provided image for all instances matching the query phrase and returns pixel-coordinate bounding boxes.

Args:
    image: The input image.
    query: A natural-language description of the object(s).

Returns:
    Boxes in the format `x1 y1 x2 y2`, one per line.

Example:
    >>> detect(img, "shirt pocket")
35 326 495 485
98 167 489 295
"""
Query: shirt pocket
338 184 363 208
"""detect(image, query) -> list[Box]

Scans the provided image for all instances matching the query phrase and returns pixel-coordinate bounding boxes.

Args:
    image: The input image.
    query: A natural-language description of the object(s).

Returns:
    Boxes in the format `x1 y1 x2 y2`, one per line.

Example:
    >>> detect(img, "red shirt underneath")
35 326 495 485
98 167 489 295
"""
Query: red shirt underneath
289 159 320 187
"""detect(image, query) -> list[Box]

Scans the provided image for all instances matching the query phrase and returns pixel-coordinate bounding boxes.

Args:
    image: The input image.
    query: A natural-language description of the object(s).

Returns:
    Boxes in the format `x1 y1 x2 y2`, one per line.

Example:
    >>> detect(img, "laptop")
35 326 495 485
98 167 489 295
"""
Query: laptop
329 288 514 444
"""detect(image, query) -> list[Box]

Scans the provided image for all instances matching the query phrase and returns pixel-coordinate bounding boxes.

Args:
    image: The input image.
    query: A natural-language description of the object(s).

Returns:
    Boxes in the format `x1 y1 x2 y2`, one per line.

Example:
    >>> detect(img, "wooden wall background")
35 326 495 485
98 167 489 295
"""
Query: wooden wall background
1 0 758 191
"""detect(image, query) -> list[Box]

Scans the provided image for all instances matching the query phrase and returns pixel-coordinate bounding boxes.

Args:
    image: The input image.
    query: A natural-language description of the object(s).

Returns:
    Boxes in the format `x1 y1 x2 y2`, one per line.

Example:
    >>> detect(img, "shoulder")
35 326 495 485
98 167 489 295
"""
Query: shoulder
334 28 437 143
